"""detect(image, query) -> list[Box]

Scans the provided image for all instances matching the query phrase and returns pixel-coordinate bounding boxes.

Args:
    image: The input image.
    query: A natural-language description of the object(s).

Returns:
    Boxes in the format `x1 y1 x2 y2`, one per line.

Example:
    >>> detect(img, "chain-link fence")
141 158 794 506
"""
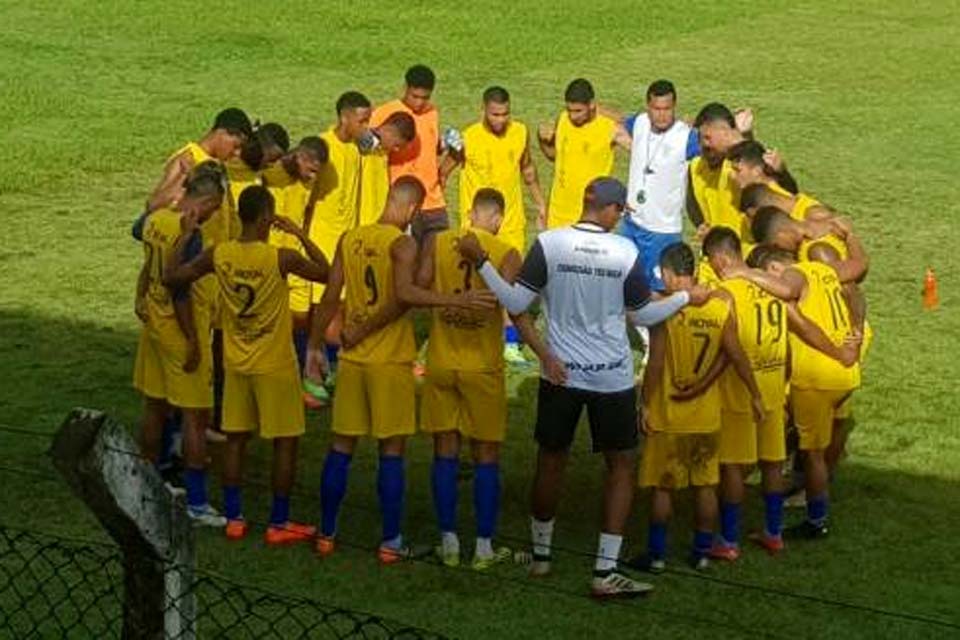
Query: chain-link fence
0 525 449 639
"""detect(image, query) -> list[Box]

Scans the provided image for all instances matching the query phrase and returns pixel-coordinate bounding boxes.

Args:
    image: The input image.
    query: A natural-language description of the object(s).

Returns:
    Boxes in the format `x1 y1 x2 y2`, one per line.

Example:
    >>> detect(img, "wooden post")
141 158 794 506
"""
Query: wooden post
50 408 196 640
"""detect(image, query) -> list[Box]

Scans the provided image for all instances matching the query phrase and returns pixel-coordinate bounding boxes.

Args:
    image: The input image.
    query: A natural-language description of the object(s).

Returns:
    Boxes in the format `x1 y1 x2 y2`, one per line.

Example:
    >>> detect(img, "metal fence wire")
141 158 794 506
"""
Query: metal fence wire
0 526 450 640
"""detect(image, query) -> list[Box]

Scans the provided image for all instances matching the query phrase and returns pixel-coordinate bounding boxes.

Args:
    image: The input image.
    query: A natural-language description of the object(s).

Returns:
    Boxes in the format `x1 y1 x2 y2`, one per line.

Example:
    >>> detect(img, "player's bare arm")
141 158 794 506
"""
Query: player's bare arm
537 119 557 162
639 324 667 434
726 264 805 302
720 308 765 424
393 235 496 310
520 143 548 228
785 303 861 367
147 152 192 212
274 216 330 283
414 232 437 290
305 238 346 380
612 122 632 151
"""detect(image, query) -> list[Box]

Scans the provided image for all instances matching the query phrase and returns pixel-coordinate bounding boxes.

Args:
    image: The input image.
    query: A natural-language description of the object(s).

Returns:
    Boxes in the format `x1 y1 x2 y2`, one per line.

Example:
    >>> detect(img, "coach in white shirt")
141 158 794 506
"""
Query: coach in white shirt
457 177 708 599
622 80 696 291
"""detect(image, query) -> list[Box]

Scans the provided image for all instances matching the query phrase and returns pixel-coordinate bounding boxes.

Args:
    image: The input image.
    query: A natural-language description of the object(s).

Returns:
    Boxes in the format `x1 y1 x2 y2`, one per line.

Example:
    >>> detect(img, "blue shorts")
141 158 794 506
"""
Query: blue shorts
620 218 682 291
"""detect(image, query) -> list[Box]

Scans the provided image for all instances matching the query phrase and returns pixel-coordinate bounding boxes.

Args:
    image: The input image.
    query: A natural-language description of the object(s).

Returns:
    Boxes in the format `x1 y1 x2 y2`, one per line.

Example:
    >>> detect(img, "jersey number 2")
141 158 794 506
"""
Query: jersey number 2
234 283 256 318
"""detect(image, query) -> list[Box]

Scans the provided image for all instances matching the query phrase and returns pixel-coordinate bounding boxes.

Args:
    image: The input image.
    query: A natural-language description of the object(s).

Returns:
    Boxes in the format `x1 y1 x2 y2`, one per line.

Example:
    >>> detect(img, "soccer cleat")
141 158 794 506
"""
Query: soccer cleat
265 522 317 546
225 518 248 541
378 543 432 565
784 520 829 540
748 531 785 555
591 571 654 599
434 545 461 568
503 343 529 366
709 540 740 562
314 535 336 558
688 554 710 572
302 378 329 408
515 551 552 578
624 553 666 575
187 503 227 528
205 428 227 444
471 547 513 571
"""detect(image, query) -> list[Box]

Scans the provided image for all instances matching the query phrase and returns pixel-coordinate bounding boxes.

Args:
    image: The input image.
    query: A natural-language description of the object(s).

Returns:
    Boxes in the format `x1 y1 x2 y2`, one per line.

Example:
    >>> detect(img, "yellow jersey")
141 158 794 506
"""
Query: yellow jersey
169 142 233 247
339 224 416 364
459 121 528 242
427 229 513 372
213 241 295 374
790 261 860 391
140 209 188 321
548 113 616 229
311 129 362 301
359 149 390 227
649 297 731 433
719 278 788 410
798 234 848 262
689 157 746 237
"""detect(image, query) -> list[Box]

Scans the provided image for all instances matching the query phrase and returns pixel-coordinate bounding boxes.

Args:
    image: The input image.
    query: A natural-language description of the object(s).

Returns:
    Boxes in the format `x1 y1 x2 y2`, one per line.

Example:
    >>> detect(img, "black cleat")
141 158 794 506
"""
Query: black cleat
784 520 829 540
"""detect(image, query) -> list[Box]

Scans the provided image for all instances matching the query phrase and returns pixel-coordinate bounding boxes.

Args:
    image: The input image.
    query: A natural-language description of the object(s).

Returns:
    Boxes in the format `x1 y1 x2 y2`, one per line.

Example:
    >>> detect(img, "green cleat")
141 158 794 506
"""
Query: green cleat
471 547 513 571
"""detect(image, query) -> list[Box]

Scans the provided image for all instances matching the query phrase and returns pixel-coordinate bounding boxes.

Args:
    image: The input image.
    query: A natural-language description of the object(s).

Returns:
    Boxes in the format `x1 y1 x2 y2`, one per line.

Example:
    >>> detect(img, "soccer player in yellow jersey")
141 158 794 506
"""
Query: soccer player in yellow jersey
733 245 862 539
224 124 290 220
442 86 548 363
307 177 496 564
358 112 417 227
261 136 330 398
165 185 330 545
729 141 826 221
537 79 631 229
308 92 371 381
416 188 523 570
630 242 764 573
148 108 253 244
132 169 227 527
702 228 861 557
443 86 547 250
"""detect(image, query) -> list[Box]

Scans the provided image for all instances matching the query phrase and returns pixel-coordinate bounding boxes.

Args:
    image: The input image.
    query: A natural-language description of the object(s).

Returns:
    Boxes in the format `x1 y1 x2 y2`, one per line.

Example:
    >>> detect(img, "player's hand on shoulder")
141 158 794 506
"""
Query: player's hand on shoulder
762 148 784 173
828 216 854 239
455 232 485 263
541 350 568 386
687 284 712 306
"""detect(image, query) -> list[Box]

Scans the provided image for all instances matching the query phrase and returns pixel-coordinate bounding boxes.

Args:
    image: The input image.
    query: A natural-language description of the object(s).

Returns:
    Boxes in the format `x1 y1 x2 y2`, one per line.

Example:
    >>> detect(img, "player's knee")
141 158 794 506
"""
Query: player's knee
470 439 499 464
378 435 406 457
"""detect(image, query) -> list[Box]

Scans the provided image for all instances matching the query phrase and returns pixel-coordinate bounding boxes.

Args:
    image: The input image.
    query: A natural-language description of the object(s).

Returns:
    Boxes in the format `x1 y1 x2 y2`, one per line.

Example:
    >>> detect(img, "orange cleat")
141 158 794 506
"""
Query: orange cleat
315 535 336 558
265 522 317 546
225 519 248 541
709 541 740 562
748 531 785 555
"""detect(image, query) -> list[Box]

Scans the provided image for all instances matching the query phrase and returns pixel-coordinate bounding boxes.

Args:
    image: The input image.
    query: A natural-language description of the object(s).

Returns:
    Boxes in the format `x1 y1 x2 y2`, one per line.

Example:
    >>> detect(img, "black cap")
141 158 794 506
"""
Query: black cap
584 177 627 209
212 108 253 138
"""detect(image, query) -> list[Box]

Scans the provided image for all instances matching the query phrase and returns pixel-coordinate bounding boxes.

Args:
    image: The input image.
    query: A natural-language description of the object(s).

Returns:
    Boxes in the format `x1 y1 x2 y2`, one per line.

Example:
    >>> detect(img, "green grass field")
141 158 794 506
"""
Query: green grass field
2 1 959 637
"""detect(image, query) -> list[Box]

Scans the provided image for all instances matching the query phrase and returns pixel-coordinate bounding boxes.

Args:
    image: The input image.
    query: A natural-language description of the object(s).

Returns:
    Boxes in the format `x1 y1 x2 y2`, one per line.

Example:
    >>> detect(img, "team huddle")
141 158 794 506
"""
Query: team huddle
131 65 870 599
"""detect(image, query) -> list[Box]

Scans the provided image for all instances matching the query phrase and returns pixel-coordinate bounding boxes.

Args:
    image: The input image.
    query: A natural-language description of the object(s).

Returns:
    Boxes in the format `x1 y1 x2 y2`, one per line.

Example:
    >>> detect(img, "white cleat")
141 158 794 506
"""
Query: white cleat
590 571 654 599
187 503 227 528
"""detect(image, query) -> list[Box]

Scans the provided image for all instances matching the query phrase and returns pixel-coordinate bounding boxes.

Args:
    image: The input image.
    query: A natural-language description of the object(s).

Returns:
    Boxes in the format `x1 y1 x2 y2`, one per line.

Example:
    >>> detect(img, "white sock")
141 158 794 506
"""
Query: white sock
441 531 460 555
531 517 554 558
475 537 493 559
594 533 622 573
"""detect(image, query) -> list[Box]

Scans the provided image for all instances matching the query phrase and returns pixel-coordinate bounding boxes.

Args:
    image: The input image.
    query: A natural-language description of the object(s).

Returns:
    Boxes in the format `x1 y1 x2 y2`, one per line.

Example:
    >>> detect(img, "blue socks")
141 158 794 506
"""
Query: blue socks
293 328 308 373
504 325 520 344
184 467 207 508
223 485 242 520
377 455 405 543
320 450 352 536
431 457 459 533
764 492 784 537
720 502 740 546
270 494 290 526
807 494 828 526
325 344 339 368
648 523 667 559
474 462 500 539
692 530 713 559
